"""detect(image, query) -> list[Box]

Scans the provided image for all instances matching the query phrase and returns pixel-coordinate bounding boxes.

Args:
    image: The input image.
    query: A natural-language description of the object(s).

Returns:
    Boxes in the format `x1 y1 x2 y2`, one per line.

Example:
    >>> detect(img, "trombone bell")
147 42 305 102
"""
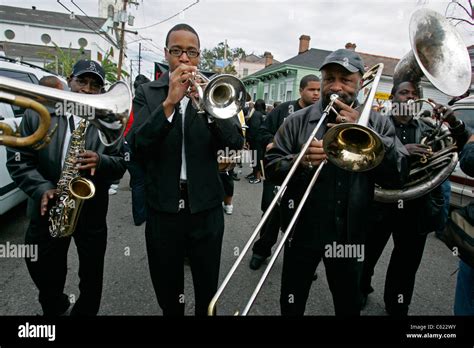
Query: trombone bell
323 124 385 172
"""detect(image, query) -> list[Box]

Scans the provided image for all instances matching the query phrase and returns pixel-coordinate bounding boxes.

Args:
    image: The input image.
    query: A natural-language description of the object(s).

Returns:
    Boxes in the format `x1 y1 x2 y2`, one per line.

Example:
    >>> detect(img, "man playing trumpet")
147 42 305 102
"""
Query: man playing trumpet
127 24 244 316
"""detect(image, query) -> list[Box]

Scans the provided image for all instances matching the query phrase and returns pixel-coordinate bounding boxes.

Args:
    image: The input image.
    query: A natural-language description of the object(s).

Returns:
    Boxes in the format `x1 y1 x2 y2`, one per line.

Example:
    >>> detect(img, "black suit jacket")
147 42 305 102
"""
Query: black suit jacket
6 107 126 226
127 73 244 214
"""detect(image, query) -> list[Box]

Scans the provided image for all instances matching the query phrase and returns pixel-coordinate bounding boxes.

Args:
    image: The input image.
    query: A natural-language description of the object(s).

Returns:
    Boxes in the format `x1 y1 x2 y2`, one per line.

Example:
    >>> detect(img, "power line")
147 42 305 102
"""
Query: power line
70 0 102 28
56 0 119 48
133 0 200 30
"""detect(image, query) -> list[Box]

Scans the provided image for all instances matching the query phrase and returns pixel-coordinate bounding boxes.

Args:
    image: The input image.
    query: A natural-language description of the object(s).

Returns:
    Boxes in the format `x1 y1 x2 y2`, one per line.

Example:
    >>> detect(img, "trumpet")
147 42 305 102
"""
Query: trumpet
186 71 246 120
0 76 132 148
208 64 385 315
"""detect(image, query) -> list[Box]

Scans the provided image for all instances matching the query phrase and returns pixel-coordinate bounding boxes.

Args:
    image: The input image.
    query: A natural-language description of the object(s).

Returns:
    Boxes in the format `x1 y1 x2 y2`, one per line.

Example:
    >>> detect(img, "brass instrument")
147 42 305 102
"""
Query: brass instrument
186 71 246 119
208 64 385 315
49 119 95 238
374 8 471 203
0 93 53 149
0 76 132 148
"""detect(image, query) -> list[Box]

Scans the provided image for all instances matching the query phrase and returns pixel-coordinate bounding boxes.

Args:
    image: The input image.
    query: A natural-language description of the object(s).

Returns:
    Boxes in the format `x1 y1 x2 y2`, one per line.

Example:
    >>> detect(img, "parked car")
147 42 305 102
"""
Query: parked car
0 56 66 215
449 95 474 208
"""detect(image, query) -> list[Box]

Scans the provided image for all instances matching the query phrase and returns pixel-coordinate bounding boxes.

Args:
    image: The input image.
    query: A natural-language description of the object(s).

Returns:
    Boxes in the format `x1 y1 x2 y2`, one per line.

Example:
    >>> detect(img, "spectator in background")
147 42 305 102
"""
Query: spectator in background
124 74 151 226
246 99 266 184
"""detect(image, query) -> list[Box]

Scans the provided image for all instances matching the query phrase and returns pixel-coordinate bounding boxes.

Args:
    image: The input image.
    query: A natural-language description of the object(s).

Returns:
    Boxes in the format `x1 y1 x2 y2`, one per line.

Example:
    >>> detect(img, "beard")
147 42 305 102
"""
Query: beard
322 90 358 111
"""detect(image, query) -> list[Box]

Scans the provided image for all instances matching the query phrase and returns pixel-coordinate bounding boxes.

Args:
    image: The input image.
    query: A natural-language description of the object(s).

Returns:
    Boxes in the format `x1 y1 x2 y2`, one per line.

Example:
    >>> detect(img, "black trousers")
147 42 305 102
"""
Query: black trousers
219 170 234 197
361 215 428 315
25 217 107 316
145 188 224 316
252 181 281 258
280 243 362 316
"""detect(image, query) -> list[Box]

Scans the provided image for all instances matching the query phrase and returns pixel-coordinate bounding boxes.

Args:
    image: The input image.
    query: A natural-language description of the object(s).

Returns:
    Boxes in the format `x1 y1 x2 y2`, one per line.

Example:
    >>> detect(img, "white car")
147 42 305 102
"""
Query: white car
449 95 474 208
0 57 66 215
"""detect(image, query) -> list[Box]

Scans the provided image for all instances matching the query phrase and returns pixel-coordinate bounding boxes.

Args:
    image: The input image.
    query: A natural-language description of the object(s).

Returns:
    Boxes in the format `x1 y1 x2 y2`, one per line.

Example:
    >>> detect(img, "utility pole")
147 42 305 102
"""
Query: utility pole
117 0 128 81
129 59 134 89
223 39 227 62
138 42 141 75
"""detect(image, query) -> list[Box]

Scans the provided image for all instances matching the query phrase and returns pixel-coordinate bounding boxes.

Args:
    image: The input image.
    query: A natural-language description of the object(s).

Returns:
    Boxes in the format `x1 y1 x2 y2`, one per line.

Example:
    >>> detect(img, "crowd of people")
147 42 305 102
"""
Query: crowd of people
3 22 473 318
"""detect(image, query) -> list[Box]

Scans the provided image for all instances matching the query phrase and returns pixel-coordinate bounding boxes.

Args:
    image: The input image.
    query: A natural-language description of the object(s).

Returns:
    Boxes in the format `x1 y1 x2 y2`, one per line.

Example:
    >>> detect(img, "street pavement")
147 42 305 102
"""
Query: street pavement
0 168 461 316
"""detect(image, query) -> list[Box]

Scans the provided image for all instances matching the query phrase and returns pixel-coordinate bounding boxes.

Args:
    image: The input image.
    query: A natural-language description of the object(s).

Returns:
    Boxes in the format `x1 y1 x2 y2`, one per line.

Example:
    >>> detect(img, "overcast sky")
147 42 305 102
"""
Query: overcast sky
4 0 473 80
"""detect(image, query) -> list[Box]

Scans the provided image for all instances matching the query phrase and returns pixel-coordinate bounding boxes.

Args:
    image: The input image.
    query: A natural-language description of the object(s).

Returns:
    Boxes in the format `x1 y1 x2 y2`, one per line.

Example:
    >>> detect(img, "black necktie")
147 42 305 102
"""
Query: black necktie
69 116 75 133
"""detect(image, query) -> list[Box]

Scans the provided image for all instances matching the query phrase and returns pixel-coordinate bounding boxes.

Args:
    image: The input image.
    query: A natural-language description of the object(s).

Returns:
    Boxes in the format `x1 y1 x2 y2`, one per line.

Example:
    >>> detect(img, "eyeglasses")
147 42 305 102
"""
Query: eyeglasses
73 77 103 92
166 47 200 58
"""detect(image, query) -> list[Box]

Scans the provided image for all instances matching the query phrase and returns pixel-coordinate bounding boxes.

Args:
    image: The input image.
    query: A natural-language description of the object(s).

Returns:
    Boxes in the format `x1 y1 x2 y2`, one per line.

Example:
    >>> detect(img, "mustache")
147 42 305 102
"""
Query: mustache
323 92 357 109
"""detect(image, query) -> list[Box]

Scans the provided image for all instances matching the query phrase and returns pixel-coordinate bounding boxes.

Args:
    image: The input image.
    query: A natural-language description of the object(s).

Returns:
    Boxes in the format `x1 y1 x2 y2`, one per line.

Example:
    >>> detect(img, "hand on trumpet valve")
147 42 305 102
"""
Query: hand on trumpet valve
327 99 359 128
165 64 198 106
302 139 327 169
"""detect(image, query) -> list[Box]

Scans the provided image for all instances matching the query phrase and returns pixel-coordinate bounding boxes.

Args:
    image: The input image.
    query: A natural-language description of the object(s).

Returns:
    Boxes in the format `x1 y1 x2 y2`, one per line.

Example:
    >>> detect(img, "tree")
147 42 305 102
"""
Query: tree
101 49 129 84
41 44 128 84
40 42 87 77
445 0 473 27
199 42 247 75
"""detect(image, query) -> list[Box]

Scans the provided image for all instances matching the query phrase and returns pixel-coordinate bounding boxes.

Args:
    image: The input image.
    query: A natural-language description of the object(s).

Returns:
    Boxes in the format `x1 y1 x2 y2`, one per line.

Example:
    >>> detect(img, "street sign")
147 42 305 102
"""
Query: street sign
375 91 390 100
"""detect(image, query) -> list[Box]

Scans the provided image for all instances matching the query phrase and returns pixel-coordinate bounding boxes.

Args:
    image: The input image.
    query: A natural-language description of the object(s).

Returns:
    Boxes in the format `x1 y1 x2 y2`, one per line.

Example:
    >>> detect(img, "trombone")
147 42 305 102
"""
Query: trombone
0 76 132 148
208 63 385 316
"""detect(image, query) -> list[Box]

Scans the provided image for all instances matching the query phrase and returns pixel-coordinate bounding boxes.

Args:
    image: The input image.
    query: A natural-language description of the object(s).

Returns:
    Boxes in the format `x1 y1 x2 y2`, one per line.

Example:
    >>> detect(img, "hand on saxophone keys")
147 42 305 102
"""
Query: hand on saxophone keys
302 138 327 169
74 150 99 176
40 188 58 216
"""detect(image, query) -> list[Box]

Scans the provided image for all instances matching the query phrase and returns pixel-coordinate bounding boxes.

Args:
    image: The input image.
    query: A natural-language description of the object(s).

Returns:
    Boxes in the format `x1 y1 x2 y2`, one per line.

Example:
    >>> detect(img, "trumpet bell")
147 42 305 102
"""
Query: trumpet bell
323 123 385 172
203 74 246 120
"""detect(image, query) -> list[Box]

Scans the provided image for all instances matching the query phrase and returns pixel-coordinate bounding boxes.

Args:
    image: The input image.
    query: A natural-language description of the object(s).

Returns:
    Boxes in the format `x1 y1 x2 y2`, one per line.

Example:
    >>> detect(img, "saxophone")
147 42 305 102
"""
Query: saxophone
49 119 96 238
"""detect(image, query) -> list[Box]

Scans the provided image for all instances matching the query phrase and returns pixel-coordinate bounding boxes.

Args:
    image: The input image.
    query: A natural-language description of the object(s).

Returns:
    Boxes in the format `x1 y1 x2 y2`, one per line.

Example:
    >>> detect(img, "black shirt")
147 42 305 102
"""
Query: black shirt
391 116 417 145
258 99 303 148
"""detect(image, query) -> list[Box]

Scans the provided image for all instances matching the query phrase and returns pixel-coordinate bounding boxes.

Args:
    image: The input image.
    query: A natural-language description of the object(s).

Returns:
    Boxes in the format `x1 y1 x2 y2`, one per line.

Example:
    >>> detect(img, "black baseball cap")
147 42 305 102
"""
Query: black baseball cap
71 59 105 85
319 49 365 75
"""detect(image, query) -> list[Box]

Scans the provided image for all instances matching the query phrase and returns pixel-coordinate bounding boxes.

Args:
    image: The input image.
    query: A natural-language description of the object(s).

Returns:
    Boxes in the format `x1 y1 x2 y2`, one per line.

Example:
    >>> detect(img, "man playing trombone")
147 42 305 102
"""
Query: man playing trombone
127 24 244 316
265 49 409 316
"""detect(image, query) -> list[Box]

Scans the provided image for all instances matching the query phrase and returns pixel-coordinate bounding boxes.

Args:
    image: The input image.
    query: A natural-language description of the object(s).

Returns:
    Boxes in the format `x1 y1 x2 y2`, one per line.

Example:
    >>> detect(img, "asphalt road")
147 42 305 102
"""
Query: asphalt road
0 168 461 316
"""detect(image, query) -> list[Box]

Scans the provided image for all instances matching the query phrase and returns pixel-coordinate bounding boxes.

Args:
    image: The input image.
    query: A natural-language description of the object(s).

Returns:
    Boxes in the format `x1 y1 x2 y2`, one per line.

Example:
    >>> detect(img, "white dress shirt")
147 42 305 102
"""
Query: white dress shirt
167 97 189 181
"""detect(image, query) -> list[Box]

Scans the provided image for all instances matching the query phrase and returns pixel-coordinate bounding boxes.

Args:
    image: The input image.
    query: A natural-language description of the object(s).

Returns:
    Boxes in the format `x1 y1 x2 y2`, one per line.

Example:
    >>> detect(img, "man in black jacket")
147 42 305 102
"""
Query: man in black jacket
360 81 470 316
7 60 126 316
249 74 320 270
127 24 244 316
265 49 409 316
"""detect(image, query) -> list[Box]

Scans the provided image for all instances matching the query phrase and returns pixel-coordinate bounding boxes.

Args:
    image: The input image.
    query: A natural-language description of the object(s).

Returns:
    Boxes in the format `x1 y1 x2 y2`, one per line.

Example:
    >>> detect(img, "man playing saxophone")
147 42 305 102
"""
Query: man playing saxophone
6 60 126 316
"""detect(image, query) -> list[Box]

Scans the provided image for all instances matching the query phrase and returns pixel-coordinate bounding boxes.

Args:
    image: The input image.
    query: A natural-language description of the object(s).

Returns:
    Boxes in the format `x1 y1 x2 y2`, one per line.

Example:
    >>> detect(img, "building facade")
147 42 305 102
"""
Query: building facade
233 52 279 79
242 36 463 107
0 5 120 77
